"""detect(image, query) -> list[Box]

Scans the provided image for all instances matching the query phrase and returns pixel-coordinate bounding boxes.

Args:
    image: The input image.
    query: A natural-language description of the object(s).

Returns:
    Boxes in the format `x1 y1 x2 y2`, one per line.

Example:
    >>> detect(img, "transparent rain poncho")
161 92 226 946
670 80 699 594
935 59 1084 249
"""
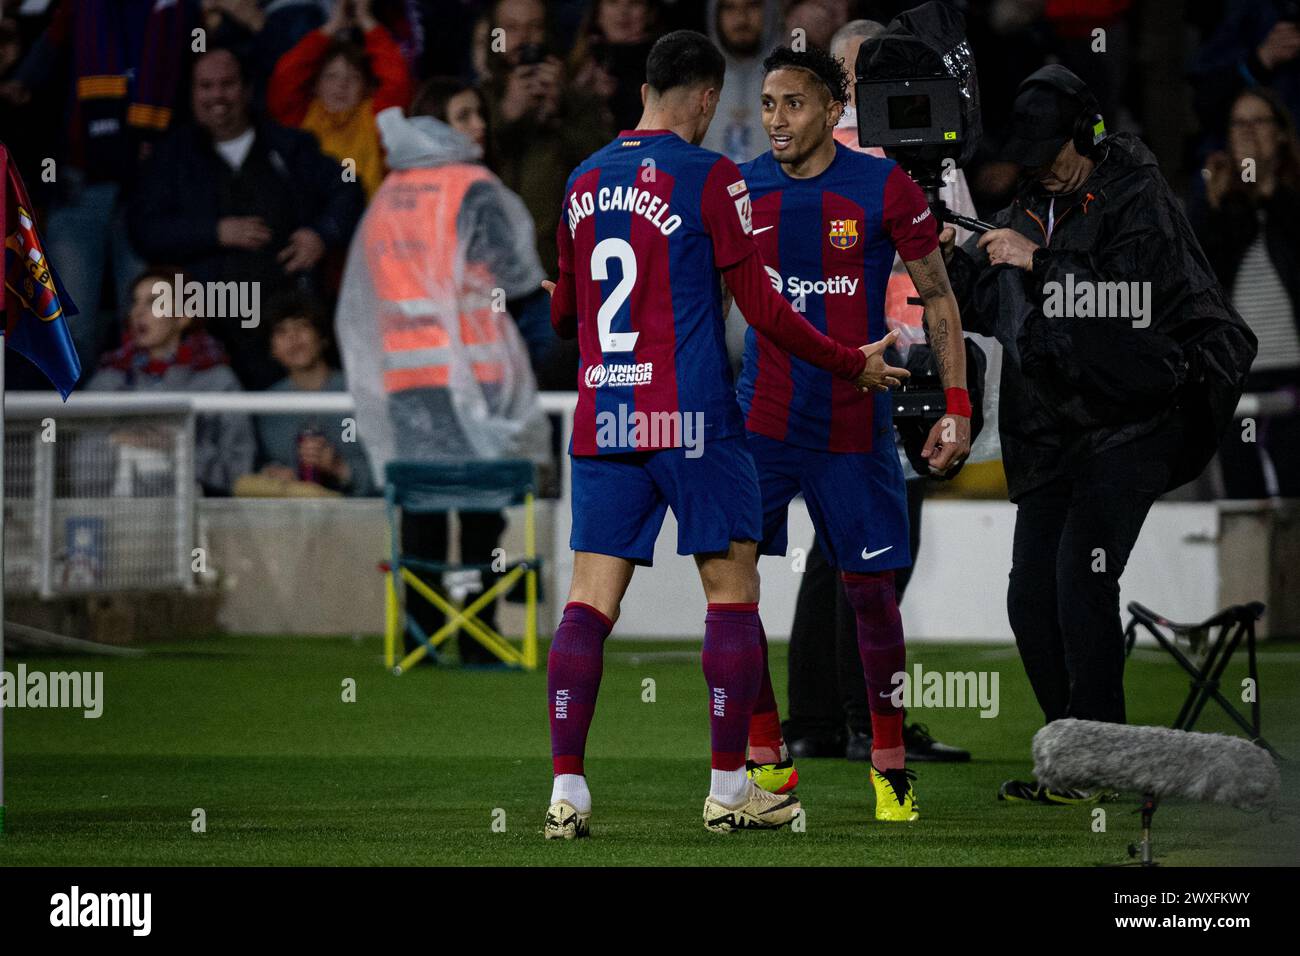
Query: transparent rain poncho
336 108 551 487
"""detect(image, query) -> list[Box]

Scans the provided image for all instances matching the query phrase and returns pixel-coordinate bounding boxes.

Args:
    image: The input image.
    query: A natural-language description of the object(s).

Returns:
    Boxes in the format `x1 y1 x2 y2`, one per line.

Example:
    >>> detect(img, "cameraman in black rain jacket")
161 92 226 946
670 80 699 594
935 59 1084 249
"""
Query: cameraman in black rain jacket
941 66 1257 804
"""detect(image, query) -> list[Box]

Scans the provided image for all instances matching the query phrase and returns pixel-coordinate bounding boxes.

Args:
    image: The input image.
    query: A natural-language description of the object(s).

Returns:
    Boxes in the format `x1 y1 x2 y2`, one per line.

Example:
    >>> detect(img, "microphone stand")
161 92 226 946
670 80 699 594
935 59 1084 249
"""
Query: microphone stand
1126 792 1160 867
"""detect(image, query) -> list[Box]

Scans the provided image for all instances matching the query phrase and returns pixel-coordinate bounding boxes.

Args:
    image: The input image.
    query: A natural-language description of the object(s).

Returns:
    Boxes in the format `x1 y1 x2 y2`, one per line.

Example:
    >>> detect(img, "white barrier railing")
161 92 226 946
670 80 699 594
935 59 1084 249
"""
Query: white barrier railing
5 387 1288 418
2 392 579 608
4 399 196 597
3 391 580 416
1 389 1290 626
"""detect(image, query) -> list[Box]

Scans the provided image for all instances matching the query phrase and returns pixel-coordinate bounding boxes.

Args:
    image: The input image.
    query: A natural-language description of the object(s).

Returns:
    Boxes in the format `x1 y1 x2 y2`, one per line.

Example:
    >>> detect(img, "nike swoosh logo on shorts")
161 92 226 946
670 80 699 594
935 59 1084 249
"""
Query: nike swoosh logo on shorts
861 546 893 560
754 225 775 234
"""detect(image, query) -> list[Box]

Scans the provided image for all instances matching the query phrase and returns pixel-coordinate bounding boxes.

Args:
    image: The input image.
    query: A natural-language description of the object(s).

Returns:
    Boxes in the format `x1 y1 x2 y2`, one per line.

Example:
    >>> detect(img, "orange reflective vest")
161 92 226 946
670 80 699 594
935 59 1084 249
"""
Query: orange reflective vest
363 164 506 393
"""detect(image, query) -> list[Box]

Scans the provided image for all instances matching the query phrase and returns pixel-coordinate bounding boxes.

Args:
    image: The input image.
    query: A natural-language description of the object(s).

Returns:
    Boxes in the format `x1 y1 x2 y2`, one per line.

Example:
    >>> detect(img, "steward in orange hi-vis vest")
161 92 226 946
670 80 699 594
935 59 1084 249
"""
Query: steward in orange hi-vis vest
364 163 502 392
337 109 550 483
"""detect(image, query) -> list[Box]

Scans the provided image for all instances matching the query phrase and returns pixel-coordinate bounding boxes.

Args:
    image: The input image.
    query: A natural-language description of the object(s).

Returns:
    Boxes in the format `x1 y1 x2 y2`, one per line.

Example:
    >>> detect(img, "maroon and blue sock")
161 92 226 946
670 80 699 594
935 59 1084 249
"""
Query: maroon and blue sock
747 617 785 764
841 571 906 770
548 601 613 776
702 602 763 772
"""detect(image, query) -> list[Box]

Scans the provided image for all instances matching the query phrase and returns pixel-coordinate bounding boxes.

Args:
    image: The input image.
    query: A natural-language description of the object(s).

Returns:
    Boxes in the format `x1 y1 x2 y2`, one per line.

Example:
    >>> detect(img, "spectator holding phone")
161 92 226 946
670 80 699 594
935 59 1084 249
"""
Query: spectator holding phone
567 0 660 131
267 0 412 199
1190 0 1300 145
484 0 612 277
1195 86 1300 497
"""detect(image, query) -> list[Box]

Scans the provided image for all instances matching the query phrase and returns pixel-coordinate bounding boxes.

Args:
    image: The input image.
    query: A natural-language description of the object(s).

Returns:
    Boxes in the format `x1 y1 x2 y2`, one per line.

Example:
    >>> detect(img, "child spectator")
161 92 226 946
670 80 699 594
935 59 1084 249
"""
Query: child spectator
267 0 412 199
254 292 375 496
87 268 256 497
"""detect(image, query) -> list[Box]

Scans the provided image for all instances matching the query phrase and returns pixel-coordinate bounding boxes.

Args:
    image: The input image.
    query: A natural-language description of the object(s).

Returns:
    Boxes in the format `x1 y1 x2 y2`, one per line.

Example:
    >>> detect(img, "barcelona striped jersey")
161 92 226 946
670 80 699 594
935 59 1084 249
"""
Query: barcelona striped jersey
737 142 938 453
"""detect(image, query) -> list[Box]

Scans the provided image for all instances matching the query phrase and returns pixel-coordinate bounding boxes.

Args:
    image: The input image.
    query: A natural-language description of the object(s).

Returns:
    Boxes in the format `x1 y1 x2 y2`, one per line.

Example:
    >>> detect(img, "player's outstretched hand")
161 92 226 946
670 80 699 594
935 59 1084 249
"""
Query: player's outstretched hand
922 413 972 476
541 280 556 296
857 329 909 393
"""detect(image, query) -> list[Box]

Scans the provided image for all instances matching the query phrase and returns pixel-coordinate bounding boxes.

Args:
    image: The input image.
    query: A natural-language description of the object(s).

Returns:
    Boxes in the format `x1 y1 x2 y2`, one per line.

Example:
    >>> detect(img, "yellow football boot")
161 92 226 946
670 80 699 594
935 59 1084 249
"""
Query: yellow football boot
871 765 919 822
747 756 799 794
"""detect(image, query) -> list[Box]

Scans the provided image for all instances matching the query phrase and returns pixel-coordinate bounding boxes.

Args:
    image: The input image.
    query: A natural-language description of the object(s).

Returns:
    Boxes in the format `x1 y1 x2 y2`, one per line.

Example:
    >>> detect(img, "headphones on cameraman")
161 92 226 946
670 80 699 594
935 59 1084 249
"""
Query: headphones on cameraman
1019 65 1108 157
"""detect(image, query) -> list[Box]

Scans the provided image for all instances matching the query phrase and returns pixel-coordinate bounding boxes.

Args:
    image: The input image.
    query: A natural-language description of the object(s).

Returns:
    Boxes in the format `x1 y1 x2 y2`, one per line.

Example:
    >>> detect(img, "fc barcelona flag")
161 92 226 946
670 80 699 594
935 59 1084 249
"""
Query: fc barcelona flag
2 143 81 398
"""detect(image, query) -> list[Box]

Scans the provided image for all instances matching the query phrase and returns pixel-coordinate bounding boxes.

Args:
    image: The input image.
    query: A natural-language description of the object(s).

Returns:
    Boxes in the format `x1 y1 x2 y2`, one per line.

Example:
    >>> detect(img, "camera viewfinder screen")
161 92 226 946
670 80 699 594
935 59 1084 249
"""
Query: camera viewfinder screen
888 93 932 130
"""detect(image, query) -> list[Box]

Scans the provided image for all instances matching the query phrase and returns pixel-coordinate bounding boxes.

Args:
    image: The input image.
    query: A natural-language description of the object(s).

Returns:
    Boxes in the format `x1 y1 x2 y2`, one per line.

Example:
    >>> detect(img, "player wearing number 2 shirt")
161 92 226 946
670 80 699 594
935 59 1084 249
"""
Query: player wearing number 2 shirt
735 47 974 823
540 31 906 841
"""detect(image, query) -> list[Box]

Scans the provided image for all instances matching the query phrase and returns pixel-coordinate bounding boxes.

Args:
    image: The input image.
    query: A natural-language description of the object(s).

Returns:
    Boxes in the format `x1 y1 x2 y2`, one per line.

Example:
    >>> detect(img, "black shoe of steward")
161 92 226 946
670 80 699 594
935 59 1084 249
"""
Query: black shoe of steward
997 779 1117 804
903 722 971 763
844 729 873 762
787 735 844 759
844 722 971 762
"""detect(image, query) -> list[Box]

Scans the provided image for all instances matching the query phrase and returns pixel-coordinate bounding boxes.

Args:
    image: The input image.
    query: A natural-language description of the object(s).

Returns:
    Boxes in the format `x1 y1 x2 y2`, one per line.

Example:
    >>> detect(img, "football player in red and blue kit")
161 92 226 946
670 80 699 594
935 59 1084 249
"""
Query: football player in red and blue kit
736 47 973 821
541 31 908 839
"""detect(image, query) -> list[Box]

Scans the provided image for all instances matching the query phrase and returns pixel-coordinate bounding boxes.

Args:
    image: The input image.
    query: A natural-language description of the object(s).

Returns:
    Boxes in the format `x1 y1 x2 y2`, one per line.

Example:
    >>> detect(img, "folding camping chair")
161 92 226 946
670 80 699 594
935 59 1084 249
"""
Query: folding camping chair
379 460 541 674
1124 600 1276 757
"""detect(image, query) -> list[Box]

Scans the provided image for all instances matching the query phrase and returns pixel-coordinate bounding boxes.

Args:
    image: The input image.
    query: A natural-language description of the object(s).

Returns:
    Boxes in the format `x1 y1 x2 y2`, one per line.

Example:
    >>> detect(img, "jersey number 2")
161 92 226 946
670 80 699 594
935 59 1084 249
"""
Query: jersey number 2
591 237 640 353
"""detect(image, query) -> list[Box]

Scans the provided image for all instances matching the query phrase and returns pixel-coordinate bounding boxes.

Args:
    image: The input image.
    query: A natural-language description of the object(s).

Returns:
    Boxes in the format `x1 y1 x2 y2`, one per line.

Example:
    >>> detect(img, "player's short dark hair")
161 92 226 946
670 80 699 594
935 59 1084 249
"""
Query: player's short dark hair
645 30 725 95
762 45 849 105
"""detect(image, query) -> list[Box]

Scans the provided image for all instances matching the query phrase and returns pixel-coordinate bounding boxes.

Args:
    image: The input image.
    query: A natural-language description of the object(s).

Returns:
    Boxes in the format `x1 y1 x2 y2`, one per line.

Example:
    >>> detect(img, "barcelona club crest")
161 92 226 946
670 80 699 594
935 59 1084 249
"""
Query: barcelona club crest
828 218 858 250
4 205 63 322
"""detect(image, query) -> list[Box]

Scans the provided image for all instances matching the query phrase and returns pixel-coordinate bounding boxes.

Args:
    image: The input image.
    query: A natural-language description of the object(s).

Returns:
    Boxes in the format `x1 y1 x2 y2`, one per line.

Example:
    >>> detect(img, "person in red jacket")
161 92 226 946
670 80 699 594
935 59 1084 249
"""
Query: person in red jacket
267 0 411 199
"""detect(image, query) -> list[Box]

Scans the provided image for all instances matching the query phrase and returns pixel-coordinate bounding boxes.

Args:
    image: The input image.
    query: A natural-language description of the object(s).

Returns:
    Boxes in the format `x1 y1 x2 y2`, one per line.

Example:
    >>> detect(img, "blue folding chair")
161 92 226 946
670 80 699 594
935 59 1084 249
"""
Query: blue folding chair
380 460 540 673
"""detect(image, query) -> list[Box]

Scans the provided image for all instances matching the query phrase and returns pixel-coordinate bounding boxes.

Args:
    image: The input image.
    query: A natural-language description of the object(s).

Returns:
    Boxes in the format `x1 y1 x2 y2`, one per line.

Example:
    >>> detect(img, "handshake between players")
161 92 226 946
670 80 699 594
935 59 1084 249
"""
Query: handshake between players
542 30 970 838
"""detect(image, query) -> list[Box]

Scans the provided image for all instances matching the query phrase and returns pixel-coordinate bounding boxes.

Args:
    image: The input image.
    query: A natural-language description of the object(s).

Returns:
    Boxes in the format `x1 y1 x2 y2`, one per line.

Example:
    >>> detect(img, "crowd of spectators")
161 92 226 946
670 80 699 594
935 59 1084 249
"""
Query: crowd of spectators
0 0 1296 498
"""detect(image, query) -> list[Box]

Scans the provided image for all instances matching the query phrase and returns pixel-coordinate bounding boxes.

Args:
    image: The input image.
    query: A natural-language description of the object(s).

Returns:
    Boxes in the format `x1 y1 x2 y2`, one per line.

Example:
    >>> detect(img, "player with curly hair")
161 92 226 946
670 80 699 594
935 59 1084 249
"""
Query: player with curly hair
735 45 973 822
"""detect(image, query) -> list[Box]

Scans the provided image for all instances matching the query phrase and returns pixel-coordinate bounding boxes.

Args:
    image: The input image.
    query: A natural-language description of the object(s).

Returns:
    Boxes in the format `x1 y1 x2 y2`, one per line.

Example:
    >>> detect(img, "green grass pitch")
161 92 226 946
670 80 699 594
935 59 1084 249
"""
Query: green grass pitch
2 634 1297 866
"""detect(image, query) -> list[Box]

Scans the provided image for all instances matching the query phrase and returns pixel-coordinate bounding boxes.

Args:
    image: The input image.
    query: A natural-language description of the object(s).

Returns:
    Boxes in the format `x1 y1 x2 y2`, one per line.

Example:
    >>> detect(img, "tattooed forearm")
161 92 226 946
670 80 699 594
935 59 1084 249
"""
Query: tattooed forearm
904 250 967 391
926 299 966 390
931 313 950 377
905 249 953 303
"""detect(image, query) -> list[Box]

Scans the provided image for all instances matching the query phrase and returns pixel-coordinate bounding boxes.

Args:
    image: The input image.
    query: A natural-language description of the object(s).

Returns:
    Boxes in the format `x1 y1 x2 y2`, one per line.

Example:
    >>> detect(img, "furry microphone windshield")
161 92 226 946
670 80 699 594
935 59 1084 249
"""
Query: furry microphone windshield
1032 719 1280 812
